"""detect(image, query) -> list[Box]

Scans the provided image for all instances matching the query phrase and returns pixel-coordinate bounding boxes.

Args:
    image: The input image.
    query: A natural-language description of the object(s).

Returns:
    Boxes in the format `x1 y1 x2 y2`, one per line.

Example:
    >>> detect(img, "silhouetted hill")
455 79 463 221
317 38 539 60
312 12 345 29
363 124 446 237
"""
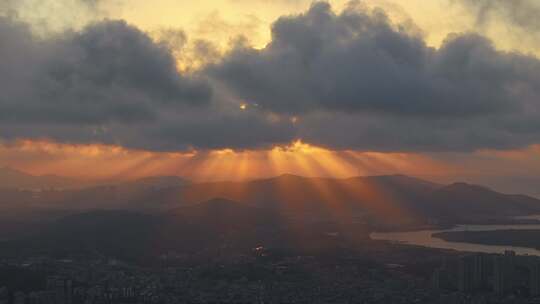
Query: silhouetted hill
0 167 79 190
0 199 284 260
0 195 373 261
18 176 191 211
3 174 540 262
158 175 540 224
167 198 278 230
2 174 539 226
170 198 259 219
159 175 407 222
426 182 540 220
433 230 540 249
121 176 190 189
507 194 540 210
361 174 440 192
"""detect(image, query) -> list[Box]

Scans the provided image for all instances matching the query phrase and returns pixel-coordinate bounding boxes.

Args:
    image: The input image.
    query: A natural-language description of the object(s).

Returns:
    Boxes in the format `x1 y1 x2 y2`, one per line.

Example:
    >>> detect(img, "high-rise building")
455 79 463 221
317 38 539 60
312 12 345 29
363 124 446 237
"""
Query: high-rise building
433 267 452 290
493 251 515 295
27 291 55 304
0 287 8 304
457 253 490 293
529 260 540 296
472 254 490 290
46 276 73 304
458 255 476 292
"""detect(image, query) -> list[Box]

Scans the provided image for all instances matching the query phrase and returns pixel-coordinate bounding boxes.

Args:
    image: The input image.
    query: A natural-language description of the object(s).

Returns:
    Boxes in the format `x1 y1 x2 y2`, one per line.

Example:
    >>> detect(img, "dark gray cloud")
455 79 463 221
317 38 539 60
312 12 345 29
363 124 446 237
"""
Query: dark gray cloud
0 109 298 152
1 2 540 153
210 2 538 118
0 16 294 151
133 110 297 151
0 17 211 125
0 12 303 152
206 2 540 151
296 109 540 152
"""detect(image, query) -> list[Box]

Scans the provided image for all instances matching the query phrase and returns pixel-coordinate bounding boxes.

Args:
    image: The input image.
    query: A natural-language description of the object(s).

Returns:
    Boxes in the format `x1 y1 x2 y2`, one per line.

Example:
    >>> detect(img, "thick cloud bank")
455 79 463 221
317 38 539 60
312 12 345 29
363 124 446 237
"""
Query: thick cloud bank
210 2 540 151
0 16 295 150
1 2 540 152
211 2 538 117
0 18 211 124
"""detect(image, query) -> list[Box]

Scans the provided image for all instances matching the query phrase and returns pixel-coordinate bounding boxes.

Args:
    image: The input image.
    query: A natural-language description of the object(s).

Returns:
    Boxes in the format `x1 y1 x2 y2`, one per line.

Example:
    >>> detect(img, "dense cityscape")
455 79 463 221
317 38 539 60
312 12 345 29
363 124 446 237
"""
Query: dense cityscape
2 245 540 304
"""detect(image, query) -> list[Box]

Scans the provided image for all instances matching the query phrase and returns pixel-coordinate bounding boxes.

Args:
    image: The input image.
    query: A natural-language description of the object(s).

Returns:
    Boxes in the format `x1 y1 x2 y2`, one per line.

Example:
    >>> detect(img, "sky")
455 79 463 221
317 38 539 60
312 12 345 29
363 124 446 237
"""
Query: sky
0 0 539 196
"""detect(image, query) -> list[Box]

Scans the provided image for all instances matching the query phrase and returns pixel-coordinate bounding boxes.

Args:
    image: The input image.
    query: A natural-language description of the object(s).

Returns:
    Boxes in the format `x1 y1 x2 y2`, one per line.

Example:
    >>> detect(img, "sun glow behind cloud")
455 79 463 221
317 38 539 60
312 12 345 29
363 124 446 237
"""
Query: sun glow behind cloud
0 139 449 182
3 140 539 198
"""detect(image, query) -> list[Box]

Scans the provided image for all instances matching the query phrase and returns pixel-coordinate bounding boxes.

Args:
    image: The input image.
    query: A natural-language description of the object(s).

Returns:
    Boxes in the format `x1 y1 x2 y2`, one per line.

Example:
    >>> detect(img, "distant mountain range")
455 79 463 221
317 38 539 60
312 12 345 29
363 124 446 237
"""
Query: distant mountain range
0 167 189 190
136 174 540 223
1 169 539 224
2 173 540 261
2 198 358 261
0 167 81 190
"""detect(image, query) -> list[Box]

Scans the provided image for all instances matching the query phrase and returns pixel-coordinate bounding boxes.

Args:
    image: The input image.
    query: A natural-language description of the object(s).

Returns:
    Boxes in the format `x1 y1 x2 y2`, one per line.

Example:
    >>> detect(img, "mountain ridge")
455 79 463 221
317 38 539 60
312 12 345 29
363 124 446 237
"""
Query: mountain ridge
1 169 539 223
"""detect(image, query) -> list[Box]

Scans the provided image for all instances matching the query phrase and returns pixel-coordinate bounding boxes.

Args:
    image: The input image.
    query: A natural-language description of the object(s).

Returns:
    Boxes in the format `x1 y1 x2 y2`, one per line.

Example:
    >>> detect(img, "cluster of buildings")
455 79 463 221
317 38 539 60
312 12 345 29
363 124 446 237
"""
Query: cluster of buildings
3 277 73 304
0 276 138 304
434 250 540 297
0 254 441 304
5 249 540 304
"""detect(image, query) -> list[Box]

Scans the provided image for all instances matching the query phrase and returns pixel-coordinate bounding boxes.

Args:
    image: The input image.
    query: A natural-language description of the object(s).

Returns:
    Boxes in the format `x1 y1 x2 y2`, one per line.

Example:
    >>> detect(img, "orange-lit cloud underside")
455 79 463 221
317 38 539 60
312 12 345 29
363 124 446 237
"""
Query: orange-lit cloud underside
0 140 452 181
2 140 539 185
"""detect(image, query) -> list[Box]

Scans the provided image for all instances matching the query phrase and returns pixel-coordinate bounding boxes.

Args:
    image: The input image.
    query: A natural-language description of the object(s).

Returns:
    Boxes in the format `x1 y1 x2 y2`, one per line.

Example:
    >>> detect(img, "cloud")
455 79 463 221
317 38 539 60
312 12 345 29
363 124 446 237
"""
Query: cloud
207 2 540 151
1 1 540 153
453 0 540 50
134 110 297 151
210 2 538 117
0 16 296 151
0 0 124 34
295 108 540 152
151 28 223 71
457 0 540 32
0 17 211 125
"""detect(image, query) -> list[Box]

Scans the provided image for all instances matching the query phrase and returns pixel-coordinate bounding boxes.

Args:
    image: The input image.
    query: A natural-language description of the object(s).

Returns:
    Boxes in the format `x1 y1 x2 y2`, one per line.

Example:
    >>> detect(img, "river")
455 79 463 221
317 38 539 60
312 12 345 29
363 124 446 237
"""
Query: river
370 223 540 256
